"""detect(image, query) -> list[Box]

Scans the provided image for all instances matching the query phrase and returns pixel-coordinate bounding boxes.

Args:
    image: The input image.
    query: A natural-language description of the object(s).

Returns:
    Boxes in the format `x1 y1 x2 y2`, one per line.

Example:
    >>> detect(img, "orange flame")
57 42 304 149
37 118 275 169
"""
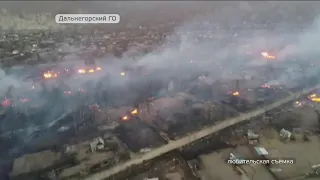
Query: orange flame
43 73 52 79
43 72 58 79
88 69 95 73
78 69 86 74
120 72 126 76
96 67 102 71
122 116 129 120
309 94 317 98
131 108 138 115
312 98 320 102
261 52 276 59
232 91 239 96
308 93 320 102
295 101 302 107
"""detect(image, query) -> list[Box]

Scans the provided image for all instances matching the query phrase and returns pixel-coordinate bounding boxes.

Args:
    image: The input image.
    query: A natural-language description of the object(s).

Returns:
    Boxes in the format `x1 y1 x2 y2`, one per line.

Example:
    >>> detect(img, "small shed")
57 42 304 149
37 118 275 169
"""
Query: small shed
280 128 292 139
90 137 105 152
64 145 77 155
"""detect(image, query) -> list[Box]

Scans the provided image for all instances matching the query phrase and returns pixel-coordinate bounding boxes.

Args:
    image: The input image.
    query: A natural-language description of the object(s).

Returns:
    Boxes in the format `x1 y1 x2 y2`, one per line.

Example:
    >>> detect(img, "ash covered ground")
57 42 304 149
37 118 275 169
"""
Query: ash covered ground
1 1 320 179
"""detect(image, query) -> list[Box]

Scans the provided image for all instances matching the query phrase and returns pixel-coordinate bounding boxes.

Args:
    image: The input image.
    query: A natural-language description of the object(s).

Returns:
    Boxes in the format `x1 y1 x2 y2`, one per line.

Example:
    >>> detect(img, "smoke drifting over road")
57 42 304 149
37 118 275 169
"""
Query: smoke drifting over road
1 1 320 159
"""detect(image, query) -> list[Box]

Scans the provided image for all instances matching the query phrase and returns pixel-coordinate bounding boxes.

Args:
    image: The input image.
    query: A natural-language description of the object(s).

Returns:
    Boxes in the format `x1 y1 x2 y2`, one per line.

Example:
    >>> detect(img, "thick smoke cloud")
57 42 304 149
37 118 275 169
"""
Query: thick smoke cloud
1 1 320 157
133 13 320 85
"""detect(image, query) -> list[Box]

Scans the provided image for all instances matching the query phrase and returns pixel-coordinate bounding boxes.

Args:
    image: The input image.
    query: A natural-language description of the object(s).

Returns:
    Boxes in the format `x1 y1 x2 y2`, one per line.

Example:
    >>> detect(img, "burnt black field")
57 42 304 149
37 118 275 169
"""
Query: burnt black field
0 65 168 164
163 112 219 140
220 86 291 113
0 104 95 160
0 51 319 178
115 117 167 152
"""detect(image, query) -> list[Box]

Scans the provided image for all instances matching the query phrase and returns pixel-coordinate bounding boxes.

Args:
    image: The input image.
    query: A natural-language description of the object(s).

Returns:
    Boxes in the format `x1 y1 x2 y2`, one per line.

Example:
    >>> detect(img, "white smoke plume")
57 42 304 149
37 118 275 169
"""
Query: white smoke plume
1 1 320 159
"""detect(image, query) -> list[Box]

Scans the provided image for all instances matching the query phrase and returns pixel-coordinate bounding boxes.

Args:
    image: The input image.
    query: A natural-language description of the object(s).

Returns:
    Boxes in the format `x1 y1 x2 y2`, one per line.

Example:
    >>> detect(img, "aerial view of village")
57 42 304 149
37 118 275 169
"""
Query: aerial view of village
1 1 320 180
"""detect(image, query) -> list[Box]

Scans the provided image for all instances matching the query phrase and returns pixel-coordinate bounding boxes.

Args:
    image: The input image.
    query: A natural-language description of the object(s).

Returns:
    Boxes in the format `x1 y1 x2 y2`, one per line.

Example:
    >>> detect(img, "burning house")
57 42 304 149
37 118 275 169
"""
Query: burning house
188 79 214 101
94 105 165 152
115 116 166 152
221 90 253 112
308 93 320 103
219 79 289 112
93 106 132 125
138 92 238 139
138 92 195 122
